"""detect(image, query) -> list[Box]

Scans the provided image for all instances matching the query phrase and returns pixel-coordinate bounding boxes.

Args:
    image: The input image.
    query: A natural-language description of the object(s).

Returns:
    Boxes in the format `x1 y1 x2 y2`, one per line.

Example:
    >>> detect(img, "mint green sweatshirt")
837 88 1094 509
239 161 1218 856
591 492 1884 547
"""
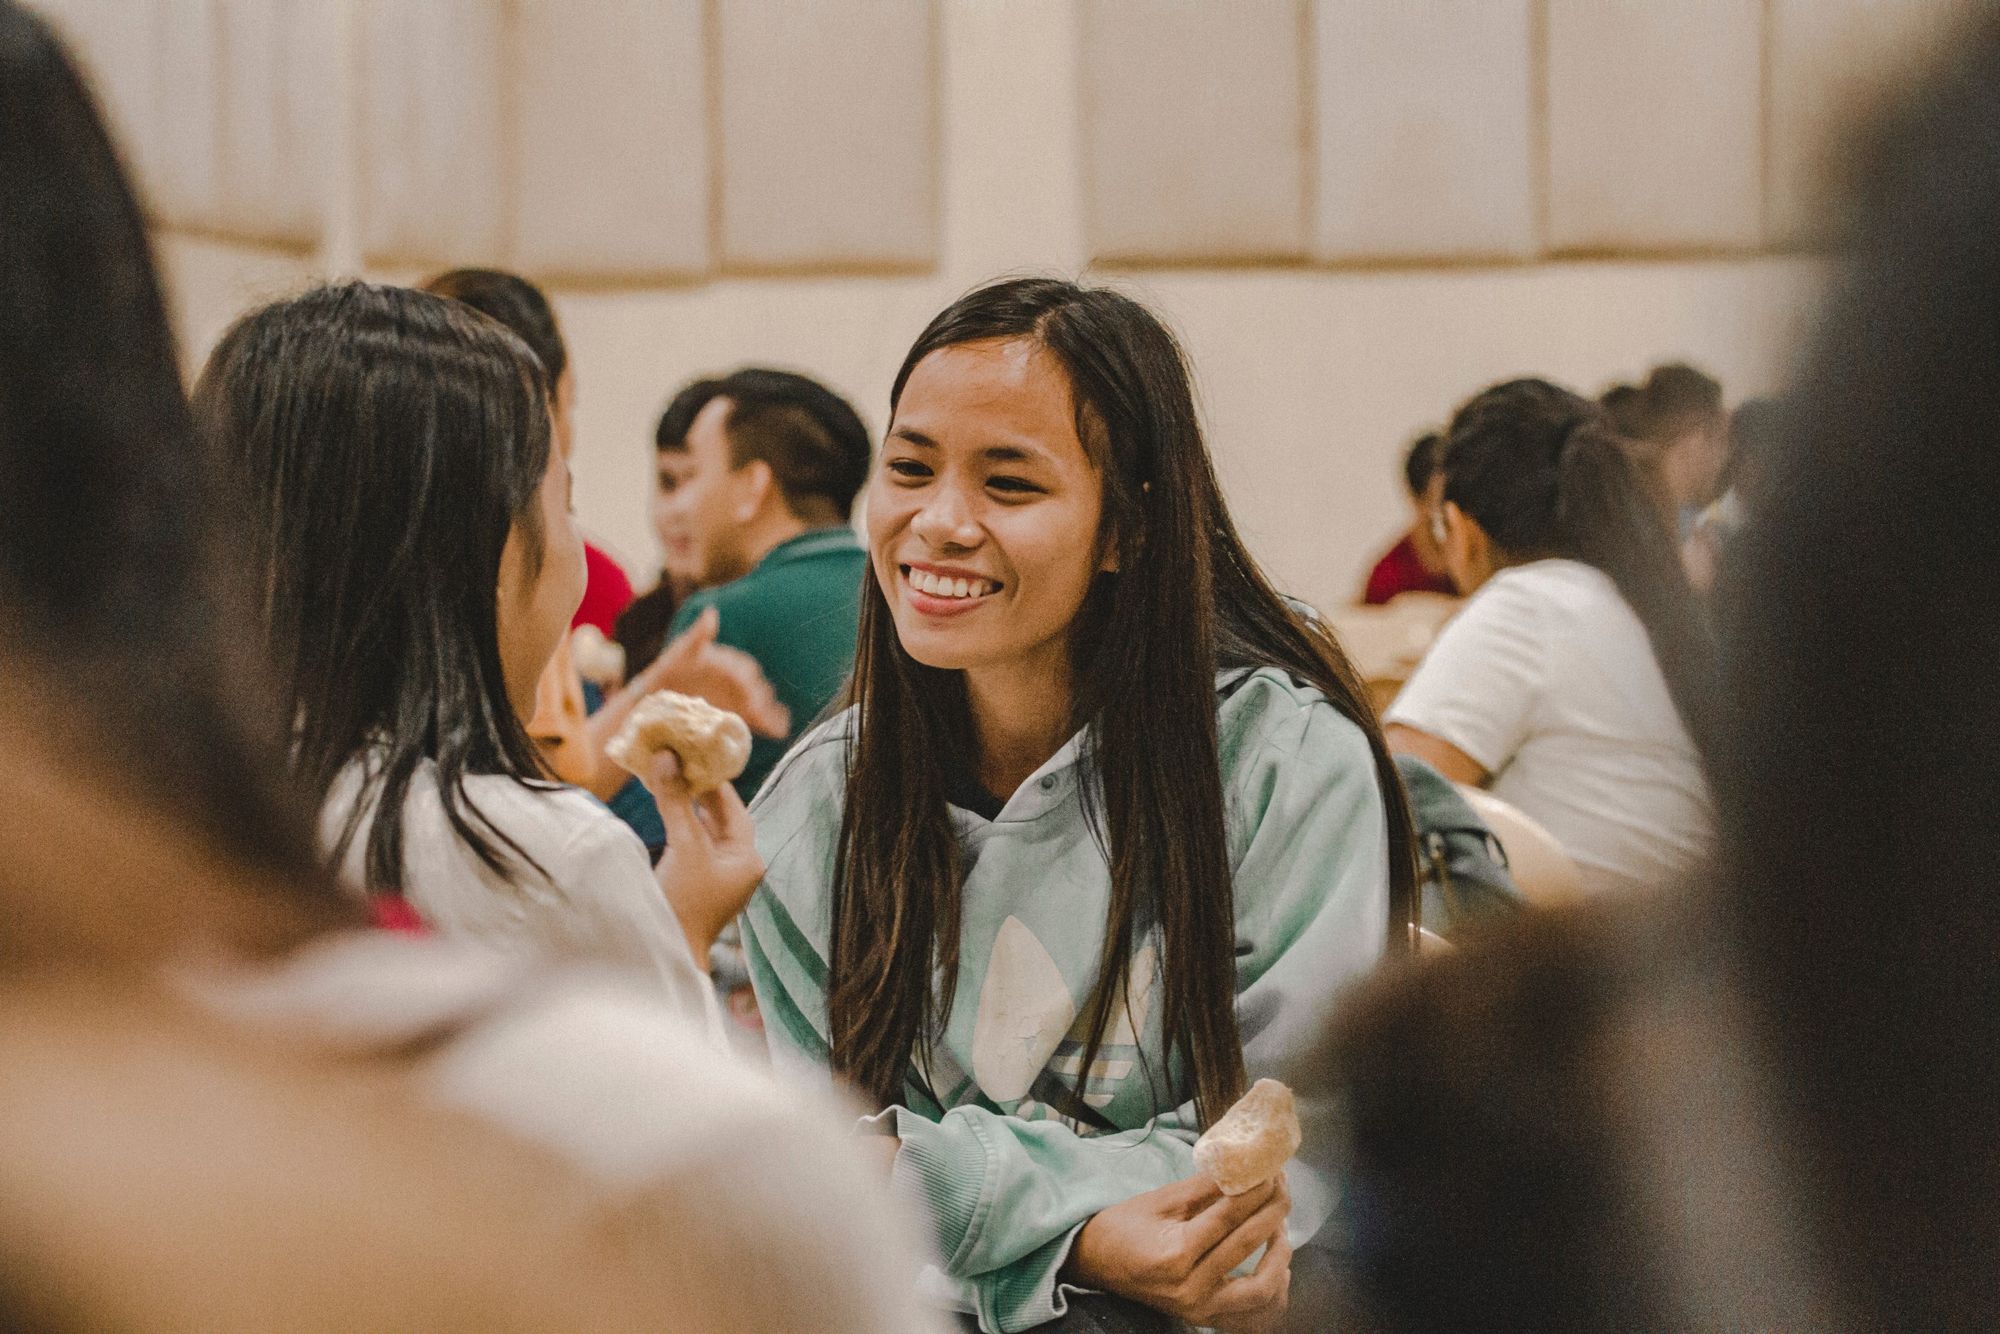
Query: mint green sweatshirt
742 668 1390 1332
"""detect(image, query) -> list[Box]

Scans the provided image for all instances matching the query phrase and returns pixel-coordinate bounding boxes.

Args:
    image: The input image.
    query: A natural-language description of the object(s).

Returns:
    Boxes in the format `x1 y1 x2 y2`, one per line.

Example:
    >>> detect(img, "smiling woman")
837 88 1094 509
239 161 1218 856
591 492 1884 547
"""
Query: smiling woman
740 277 1418 1333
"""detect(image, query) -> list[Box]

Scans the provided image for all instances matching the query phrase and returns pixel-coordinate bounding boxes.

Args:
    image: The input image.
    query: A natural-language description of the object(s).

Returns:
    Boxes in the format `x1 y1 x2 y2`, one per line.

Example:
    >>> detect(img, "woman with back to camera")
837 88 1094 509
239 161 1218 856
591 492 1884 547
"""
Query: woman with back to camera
1385 380 1717 897
195 283 759 1023
742 277 1417 1333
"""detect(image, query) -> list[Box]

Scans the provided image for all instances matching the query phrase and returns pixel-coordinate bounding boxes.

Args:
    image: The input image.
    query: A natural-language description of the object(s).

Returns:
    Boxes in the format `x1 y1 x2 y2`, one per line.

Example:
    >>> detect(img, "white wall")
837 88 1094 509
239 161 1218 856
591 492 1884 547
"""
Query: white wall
154 0 1828 613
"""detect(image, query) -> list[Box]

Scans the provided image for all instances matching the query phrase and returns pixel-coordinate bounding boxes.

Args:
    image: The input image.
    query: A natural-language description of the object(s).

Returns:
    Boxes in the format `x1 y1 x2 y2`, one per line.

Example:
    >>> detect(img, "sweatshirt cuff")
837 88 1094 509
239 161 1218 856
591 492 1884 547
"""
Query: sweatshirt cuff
888 1106 992 1270
975 1223 1089 1333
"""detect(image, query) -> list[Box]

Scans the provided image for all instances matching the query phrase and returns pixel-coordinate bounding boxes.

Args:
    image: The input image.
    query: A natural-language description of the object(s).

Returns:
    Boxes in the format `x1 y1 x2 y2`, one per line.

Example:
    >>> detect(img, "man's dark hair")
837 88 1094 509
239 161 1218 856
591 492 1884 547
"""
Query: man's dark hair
1606 362 1724 445
655 368 871 522
1402 431 1443 497
1598 382 1645 437
422 267 566 391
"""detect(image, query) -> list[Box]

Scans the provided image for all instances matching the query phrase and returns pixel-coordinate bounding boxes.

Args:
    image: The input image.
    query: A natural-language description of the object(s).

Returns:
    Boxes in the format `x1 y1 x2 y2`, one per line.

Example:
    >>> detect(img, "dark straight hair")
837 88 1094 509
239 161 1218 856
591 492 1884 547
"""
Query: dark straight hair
655 367 873 521
1441 378 1719 756
827 277 1419 1127
421 267 567 391
194 282 556 893
0 1 332 908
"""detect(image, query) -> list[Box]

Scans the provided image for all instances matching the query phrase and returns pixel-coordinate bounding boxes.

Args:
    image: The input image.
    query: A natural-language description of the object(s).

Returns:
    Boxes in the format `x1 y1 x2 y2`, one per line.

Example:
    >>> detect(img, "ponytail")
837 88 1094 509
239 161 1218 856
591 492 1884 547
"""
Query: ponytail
1445 379 1719 757
1556 424 1720 754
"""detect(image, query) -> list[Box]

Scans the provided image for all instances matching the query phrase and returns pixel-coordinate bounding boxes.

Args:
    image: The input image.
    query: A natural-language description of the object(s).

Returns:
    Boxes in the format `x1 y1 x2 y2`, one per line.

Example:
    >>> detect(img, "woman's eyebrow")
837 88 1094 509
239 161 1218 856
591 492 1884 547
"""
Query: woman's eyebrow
889 426 1052 465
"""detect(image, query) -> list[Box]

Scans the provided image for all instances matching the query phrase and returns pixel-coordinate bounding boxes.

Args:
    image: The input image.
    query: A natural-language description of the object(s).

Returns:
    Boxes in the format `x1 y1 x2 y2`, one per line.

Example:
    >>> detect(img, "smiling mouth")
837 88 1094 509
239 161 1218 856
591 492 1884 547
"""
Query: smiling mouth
902 565 1001 601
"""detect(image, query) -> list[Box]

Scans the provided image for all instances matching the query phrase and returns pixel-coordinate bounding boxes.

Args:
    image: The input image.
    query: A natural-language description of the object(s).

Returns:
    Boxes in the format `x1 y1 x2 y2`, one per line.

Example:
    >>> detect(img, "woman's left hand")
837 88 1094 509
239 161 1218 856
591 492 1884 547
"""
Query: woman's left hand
642 750 764 965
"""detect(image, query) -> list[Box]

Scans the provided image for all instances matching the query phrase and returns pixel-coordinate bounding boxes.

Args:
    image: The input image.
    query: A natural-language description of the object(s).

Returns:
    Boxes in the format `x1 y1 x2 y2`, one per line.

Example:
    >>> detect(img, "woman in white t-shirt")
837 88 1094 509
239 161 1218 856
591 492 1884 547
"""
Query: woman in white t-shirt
195 283 761 1024
1386 378 1716 896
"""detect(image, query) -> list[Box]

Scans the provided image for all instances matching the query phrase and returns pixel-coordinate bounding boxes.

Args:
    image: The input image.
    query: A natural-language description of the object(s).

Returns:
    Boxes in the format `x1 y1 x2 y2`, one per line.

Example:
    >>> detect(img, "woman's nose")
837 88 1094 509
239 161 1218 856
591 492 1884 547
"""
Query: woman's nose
910 487 980 549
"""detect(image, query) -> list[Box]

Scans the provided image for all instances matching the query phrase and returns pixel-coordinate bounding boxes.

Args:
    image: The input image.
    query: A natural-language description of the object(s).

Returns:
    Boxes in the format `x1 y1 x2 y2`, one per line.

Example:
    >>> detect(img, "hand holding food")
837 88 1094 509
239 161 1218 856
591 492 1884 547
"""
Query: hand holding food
1193 1079 1301 1196
606 690 752 796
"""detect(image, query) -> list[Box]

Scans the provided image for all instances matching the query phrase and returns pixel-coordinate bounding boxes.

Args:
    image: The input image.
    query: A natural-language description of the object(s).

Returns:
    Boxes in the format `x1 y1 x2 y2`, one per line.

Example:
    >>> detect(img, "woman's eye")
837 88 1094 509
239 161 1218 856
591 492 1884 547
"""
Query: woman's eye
885 458 932 480
987 475 1041 495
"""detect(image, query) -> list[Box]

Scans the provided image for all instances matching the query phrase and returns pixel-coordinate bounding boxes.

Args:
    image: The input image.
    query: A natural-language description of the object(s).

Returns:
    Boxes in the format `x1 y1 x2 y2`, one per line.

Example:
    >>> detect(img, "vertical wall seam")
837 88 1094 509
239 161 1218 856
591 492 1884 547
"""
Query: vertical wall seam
1529 0 1551 257
703 0 724 273
1297 0 1317 264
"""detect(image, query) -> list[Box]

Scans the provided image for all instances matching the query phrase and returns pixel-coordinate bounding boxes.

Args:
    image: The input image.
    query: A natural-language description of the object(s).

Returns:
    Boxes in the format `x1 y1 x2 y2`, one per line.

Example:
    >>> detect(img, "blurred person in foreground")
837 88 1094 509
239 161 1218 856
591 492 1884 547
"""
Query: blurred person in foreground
0 7 938 1327
1360 431 1455 605
1327 17 2000 1328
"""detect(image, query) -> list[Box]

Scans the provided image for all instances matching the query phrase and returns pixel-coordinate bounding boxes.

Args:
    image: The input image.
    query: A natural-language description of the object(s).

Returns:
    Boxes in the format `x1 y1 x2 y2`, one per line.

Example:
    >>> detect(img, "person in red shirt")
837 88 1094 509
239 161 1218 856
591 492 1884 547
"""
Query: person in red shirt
421 268 633 635
1363 431 1456 603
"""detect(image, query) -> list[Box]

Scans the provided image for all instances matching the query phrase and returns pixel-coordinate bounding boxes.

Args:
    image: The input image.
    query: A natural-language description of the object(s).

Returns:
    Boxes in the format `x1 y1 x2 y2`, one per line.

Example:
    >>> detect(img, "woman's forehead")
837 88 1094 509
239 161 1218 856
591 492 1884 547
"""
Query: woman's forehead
894 338 1085 462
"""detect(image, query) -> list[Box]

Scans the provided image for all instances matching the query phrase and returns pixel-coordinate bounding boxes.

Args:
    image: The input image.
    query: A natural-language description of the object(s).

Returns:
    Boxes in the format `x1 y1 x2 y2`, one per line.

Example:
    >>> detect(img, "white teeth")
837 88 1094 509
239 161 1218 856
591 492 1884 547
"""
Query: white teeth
908 568 995 600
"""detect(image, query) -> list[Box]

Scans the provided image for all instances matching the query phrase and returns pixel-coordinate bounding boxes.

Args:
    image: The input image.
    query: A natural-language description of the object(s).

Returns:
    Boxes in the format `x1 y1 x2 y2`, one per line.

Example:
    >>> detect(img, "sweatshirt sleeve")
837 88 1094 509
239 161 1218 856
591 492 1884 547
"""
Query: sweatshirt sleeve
747 687 1391 1332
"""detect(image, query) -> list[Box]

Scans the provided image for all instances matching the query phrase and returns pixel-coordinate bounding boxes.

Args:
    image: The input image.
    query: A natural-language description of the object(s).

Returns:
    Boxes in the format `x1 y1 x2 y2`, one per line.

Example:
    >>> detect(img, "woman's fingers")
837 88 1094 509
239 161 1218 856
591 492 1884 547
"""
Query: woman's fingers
1178 1176 1278 1258
1200 1227 1293 1325
646 754 711 851
1150 1173 1225 1219
697 779 756 845
644 607 720 685
704 644 789 737
1189 1177 1290 1289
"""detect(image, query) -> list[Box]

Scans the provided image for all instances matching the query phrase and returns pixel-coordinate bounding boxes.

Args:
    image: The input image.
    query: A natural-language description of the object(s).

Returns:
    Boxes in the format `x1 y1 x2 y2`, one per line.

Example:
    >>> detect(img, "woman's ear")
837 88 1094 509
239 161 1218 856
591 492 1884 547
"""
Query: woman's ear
1442 501 1492 593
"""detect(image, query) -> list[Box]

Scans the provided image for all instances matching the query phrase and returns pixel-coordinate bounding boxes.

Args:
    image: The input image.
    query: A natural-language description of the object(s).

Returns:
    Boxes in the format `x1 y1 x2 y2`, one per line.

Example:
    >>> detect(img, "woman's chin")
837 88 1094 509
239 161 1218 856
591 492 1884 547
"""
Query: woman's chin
894 623 987 673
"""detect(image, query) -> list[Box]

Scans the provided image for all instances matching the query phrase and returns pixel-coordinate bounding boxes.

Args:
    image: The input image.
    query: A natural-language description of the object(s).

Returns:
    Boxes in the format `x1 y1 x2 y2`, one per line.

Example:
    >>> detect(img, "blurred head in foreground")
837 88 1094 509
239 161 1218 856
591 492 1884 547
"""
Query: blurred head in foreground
1331 14 2000 1330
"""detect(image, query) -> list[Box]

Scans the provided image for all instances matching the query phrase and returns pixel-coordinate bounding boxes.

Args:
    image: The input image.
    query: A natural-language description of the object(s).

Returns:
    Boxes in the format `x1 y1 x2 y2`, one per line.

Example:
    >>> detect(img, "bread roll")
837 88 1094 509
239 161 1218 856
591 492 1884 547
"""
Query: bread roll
605 691 751 795
1192 1078 1301 1195
569 624 626 688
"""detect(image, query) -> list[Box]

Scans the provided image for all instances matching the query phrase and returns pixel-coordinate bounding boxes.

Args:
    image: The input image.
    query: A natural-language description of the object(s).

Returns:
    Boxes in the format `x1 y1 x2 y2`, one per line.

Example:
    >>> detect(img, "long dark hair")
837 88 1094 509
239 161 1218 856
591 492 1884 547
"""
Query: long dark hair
194 282 556 893
827 277 1418 1126
421 267 567 390
0 2 331 906
1442 379 1718 755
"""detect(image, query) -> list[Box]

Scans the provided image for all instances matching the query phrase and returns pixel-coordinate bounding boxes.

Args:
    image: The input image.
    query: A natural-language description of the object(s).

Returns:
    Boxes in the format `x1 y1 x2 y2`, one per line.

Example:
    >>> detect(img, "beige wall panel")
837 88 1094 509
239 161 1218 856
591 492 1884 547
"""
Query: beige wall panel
357 0 506 265
1768 0 1974 245
717 0 937 270
1310 0 1534 262
149 0 224 231
215 0 336 246
512 0 709 279
1546 0 1763 252
1080 0 1306 263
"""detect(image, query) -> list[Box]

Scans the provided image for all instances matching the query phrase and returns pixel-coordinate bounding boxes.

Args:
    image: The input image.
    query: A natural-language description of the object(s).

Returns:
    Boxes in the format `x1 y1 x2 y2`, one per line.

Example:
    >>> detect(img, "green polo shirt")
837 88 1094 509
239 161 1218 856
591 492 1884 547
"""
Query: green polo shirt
668 526 868 799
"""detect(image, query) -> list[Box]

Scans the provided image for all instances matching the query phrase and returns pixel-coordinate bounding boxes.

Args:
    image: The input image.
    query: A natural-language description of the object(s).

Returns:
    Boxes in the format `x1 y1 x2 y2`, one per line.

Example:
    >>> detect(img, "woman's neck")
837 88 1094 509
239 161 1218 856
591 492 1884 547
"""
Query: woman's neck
964 648 1074 800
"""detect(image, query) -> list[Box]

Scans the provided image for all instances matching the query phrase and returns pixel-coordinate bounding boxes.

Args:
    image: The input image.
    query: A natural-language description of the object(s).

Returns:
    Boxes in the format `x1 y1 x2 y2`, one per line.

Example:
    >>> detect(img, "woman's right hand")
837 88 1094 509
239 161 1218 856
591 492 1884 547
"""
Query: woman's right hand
1061 1173 1293 1332
641 751 764 967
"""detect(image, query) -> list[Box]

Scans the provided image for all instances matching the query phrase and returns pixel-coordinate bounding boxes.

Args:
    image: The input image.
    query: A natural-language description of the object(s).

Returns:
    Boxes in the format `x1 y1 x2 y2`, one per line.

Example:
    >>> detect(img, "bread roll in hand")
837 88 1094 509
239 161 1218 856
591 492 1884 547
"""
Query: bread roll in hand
605 690 751 795
1192 1079 1301 1196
